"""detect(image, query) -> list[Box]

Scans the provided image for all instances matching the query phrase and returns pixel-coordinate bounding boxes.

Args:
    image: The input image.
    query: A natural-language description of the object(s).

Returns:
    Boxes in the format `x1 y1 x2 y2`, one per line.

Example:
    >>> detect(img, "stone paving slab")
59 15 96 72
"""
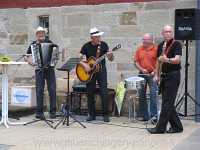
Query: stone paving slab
0 115 199 150
173 127 200 150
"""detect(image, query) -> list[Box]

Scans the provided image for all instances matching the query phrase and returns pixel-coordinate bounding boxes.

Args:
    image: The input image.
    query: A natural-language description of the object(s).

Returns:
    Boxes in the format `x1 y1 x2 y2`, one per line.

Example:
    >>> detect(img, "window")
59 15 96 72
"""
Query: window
38 15 49 39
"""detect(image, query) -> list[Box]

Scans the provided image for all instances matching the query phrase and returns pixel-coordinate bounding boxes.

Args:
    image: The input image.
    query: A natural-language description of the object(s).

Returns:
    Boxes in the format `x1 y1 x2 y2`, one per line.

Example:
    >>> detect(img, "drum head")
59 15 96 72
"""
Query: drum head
125 76 144 82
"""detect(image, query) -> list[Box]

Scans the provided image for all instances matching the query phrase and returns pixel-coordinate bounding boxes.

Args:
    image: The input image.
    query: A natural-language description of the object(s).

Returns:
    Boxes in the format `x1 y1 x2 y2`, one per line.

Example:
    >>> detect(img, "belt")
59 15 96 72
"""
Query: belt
161 70 180 78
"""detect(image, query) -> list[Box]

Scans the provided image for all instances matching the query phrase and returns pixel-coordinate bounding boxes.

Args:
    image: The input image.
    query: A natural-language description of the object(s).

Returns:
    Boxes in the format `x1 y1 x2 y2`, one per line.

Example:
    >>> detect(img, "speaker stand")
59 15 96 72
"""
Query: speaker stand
176 40 200 117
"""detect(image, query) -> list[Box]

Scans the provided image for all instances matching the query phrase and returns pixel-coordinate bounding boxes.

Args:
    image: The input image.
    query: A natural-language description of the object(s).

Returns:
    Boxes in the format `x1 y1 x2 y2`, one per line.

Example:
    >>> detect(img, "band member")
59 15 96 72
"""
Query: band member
148 25 183 134
134 33 158 121
25 26 57 119
79 27 114 122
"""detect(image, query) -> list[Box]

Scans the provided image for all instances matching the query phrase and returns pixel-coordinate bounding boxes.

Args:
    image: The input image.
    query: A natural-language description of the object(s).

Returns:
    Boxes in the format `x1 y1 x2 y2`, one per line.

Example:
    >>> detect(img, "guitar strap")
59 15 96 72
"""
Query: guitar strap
158 39 176 95
96 43 101 58
164 39 175 56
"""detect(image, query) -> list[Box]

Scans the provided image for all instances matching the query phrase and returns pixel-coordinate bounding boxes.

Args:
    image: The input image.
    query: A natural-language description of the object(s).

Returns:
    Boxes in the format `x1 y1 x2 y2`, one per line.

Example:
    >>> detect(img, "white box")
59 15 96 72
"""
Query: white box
11 86 36 107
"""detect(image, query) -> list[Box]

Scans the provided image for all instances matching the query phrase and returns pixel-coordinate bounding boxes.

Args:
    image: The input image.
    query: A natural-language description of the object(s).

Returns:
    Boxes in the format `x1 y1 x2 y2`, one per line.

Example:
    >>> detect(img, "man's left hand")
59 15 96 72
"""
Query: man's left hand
107 51 114 61
150 71 155 76
159 55 168 63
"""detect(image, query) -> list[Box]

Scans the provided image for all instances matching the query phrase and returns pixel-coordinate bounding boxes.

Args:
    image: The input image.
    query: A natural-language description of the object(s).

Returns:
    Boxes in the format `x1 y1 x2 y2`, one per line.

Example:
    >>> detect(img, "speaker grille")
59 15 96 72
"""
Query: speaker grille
175 8 200 40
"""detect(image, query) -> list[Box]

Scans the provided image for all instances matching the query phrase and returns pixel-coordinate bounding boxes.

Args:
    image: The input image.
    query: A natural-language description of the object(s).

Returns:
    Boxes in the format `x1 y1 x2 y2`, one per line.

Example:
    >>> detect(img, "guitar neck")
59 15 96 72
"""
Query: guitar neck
94 44 121 65
96 54 106 64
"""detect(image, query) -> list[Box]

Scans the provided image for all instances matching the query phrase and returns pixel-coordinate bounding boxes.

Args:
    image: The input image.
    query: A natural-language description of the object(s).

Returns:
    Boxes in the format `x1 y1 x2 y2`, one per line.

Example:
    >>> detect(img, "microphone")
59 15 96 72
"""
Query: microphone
15 54 32 62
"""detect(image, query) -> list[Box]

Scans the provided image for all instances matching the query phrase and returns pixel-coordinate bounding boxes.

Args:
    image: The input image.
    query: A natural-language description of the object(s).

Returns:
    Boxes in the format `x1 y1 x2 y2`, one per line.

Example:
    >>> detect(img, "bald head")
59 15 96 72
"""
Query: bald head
143 33 153 41
162 25 173 32
162 25 174 41
142 33 154 48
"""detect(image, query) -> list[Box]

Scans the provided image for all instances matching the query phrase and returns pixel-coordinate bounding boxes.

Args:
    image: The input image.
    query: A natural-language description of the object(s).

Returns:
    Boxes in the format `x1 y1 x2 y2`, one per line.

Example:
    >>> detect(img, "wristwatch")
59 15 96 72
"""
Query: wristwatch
168 58 171 63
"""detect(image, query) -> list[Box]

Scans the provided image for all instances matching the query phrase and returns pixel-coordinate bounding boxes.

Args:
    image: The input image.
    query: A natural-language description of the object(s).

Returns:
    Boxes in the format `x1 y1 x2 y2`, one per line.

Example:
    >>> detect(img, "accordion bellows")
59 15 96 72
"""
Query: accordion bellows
31 43 59 68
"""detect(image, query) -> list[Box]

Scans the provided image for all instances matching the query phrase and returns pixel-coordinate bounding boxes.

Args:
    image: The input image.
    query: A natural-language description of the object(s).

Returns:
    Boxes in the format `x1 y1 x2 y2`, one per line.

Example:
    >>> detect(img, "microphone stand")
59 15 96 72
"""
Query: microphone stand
54 58 86 129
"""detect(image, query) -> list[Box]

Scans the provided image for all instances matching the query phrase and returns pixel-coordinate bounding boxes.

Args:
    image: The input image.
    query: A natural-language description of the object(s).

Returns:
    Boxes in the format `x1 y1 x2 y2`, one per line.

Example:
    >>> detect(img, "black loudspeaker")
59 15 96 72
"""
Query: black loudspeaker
175 8 200 40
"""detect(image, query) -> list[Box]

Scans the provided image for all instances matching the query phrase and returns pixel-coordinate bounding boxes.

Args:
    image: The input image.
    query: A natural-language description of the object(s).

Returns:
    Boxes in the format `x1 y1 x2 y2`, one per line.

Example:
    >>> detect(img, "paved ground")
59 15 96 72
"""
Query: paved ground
0 115 200 150
173 127 200 150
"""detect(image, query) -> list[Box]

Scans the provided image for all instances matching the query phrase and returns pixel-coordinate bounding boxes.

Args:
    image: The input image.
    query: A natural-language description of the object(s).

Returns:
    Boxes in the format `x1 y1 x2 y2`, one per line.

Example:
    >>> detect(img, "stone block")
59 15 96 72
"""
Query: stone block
6 45 28 55
117 63 135 71
111 48 133 63
82 27 91 38
110 25 143 38
68 38 89 49
62 14 69 28
104 37 141 50
66 47 83 58
107 71 120 88
144 0 197 10
128 3 144 11
26 7 51 17
137 10 172 34
9 33 28 45
62 27 83 38
6 24 28 33
67 13 91 27
61 5 94 14
0 31 7 38
91 12 120 27
120 12 137 25
94 3 130 12
60 38 70 49
106 62 117 71
144 1 175 10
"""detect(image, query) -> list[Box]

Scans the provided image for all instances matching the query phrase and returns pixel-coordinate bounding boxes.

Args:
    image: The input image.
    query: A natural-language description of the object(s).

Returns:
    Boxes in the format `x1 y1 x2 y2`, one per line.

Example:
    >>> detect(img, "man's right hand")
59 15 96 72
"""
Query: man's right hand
80 61 91 73
24 55 35 66
153 74 160 83
141 68 149 74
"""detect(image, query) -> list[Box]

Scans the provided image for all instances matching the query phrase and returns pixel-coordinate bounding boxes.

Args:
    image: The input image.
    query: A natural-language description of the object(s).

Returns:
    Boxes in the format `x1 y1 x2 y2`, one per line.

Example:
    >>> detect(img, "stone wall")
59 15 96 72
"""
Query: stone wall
0 0 198 115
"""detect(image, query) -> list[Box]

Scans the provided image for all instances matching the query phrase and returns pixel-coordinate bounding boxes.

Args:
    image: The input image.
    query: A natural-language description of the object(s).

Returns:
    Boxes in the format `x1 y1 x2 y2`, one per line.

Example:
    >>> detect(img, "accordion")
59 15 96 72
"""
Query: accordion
30 42 59 68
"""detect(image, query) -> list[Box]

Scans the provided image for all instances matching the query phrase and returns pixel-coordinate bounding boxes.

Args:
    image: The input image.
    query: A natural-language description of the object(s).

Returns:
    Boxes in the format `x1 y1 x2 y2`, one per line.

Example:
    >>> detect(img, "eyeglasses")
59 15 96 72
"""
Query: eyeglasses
163 30 172 33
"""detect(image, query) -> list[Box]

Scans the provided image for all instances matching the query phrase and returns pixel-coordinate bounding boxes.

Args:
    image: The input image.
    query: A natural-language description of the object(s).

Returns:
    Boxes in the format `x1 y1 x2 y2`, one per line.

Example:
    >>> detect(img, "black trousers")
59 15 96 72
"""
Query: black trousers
86 67 108 117
35 67 57 115
156 71 183 131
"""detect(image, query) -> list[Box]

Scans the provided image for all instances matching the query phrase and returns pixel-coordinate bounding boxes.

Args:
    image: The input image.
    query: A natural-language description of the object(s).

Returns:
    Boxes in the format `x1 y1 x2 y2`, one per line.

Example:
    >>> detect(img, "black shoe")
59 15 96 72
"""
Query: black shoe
49 113 56 119
104 116 110 122
86 116 96 121
35 114 45 120
138 117 148 122
147 127 165 134
166 128 183 134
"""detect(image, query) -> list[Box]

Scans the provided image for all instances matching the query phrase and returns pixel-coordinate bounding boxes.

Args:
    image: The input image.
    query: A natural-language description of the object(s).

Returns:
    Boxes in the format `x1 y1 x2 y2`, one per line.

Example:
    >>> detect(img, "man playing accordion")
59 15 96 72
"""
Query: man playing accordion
25 26 59 119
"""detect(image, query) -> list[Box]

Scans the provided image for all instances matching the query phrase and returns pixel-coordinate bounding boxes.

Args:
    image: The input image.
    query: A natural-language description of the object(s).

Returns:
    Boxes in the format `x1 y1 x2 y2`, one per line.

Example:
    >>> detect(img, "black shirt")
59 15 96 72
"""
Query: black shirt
27 39 53 54
157 39 182 73
80 41 109 68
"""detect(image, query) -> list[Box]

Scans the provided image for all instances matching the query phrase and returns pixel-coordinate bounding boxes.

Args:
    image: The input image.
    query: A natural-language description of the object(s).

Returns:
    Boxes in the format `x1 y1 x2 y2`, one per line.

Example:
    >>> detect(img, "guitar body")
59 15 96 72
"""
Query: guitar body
76 56 101 82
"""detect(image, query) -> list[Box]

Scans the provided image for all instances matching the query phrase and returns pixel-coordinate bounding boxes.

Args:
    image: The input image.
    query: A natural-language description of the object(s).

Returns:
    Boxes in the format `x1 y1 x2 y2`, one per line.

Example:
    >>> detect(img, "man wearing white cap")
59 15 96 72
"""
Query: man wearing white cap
80 27 114 122
25 26 57 119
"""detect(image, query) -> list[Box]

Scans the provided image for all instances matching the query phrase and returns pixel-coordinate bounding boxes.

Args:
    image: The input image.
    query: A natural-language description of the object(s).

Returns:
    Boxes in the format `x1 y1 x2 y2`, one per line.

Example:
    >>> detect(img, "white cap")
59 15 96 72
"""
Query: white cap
90 27 104 36
35 26 46 34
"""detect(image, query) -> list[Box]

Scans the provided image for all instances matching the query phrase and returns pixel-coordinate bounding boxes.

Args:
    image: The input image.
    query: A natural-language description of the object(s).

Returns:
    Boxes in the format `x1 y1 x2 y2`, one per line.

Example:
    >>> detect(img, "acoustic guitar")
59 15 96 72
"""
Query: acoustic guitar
76 44 121 82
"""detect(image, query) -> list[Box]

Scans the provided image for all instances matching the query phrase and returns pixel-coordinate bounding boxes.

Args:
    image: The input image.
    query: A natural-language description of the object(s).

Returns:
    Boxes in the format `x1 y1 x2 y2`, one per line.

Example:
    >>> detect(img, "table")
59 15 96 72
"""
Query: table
0 61 28 128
